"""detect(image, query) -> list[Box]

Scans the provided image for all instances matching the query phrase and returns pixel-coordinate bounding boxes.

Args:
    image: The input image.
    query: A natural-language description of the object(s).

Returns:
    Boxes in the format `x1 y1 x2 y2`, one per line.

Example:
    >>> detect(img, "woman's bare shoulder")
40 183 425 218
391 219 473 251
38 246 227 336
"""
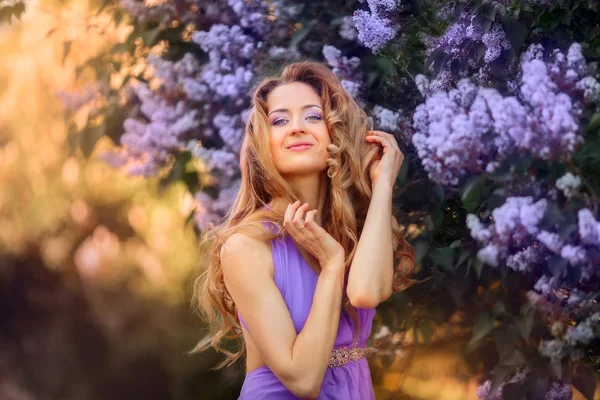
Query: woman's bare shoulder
220 229 274 278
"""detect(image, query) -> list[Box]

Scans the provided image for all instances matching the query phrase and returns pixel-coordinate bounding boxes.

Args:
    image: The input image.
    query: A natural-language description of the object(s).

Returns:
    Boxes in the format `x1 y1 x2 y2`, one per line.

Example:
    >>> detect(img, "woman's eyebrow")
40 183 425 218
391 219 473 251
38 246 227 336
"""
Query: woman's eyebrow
268 104 322 116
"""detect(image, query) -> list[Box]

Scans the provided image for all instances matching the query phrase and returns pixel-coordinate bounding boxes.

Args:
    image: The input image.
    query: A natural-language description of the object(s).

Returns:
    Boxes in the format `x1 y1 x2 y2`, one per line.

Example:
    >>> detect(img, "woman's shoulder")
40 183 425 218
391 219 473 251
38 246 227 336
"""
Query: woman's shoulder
220 231 275 280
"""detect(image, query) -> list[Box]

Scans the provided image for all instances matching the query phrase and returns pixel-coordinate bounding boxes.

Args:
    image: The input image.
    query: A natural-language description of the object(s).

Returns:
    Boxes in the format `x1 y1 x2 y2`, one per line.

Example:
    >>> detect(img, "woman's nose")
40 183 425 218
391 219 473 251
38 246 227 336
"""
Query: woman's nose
289 117 306 133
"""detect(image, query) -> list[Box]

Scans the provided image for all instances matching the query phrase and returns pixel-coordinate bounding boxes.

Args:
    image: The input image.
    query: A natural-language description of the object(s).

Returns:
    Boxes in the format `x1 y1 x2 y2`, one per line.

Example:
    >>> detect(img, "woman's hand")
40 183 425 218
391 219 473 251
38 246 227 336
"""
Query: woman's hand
365 130 404 189
283 201 345 272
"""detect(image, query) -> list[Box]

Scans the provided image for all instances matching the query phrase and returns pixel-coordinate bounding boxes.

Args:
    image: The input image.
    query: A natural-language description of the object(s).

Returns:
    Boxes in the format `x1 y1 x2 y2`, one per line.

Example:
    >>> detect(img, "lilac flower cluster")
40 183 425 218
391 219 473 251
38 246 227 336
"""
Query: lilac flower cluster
322 45 364 99
477 375 571 400
412 43 597 186
555 172 581 198
467 196 600 278
193 179 241 232
101 53 208 176
339 16 358 41
192 24 259 103
370 105 404 133
352 0 399 53
538 312 600 366
466 196 548 269
421 5 515 92
119 0 177 25
56 82 105 113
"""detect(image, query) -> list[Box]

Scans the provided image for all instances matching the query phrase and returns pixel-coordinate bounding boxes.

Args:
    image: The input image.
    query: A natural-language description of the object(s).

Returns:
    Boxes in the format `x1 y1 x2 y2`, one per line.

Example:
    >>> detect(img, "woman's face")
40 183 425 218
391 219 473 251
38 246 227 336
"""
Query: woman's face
266 81 331 178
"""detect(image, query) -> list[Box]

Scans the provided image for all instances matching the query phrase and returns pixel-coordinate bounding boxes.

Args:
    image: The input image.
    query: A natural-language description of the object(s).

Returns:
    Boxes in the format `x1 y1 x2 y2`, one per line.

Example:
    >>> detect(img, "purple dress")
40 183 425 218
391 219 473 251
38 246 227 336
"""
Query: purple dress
237 221 376 399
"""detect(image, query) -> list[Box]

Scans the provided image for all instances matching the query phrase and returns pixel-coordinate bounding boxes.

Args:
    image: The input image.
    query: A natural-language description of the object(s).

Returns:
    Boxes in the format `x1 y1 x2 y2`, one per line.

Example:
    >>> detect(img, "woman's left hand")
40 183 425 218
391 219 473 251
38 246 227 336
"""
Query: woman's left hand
365 130 404 189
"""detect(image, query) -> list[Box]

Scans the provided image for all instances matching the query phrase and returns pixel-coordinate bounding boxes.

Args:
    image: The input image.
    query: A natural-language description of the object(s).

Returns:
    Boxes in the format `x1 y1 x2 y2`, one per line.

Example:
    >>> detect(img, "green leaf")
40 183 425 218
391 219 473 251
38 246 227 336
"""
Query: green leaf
375 57 394 77
516 303 535 342
461 175 486 212
413 240 430 264
502 350 526 367
501 17 527 54
111 42 130 55
468 313 495 350
80 123 106 158
457 248 470 266
141 27 161 47
431 183 444 205
502 382 525 400
431 247 454 272
585 113 600 134
159 151 199 195
489 365 515 395
572 365 596 400
289 21 315 48
474 258 484 278
493 326 517 361
430 207 443 228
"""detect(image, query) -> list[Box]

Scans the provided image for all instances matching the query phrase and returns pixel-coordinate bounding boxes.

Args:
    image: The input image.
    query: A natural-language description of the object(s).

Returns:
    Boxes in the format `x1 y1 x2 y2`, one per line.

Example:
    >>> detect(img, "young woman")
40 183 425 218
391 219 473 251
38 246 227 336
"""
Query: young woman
190 61 415 399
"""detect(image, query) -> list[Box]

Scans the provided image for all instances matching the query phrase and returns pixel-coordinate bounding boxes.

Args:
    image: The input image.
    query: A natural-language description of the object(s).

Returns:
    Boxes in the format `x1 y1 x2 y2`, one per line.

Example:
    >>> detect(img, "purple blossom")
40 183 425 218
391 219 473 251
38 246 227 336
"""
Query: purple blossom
506 245 541 272
322 45 364 100
193 179 241 231
352 6 397 53
119 0 176 25
55 83 104 112
227 0 271 36
339 16 358 41
371 105 402 132
467 197 548 269
481 24 511 63
422 6 515 90
537 230 564 253
476 369 528 400
578 208 600 245
411 44 597 186
555 172 581 198
565 312 600 346
545 382 572 400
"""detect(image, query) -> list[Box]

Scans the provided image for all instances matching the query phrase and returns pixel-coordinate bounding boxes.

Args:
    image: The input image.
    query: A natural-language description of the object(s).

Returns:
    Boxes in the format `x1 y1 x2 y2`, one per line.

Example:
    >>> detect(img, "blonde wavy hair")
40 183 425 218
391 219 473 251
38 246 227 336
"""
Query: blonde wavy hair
189 61 415 368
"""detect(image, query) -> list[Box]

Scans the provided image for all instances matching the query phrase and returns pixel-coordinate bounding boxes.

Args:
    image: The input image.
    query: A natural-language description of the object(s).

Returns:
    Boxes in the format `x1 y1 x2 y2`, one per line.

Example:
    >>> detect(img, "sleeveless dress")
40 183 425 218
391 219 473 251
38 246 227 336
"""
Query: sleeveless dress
236 220 377 399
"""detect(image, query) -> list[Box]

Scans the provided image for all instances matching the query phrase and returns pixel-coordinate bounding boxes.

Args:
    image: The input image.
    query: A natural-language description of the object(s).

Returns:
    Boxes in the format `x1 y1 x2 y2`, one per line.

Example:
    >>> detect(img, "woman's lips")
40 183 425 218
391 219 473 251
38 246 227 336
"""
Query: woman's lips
287 144 313 151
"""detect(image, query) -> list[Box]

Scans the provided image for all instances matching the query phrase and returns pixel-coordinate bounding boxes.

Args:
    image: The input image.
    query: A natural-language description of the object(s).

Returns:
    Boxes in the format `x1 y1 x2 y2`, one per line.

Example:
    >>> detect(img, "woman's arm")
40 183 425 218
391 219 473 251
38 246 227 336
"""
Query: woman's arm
347 182 396 308
222 232 345 399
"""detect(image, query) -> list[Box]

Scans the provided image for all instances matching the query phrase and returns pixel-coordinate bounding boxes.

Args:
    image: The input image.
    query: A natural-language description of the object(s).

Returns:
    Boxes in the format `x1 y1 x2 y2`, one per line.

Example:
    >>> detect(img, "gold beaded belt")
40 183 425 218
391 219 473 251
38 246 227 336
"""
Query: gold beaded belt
328 346 378 368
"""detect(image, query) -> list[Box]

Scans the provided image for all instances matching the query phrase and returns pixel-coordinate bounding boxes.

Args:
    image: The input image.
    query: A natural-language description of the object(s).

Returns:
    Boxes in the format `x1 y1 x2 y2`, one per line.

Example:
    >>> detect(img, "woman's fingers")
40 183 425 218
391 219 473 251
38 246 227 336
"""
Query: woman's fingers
293 203 310 229
305 208 316 225
367 130 401 152
283 201 312 232
283 201 300 232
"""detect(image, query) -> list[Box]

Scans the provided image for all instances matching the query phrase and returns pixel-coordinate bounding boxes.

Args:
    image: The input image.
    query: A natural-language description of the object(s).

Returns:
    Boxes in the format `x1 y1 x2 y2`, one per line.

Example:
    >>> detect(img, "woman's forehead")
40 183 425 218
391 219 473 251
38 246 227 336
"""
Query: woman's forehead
267 82 321 107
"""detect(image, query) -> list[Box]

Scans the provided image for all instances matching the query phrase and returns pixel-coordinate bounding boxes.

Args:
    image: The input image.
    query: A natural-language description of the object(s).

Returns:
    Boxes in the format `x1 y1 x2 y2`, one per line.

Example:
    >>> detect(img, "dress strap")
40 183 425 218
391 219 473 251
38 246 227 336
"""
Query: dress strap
328 346 378 368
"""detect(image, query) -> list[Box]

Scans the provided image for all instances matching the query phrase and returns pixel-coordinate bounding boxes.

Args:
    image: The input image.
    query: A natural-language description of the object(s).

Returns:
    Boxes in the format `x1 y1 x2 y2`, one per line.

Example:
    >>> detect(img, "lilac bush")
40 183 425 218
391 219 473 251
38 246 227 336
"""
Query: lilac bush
412 43 598 186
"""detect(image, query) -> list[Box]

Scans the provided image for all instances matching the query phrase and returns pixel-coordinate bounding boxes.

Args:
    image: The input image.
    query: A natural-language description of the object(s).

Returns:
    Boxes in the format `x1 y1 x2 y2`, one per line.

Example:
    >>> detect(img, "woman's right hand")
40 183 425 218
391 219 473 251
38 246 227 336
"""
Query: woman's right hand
283 200 345 272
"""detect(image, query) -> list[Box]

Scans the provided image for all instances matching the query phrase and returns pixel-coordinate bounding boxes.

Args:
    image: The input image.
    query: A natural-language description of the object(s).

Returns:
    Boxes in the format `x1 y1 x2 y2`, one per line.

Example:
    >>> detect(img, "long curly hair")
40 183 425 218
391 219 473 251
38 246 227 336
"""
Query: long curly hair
189 61 415 368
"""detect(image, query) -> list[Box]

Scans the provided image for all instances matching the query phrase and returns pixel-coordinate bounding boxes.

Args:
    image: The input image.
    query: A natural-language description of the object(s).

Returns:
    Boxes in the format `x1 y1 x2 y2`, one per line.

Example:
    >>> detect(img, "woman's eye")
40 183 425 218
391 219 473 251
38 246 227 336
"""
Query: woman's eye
272 115 322 126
